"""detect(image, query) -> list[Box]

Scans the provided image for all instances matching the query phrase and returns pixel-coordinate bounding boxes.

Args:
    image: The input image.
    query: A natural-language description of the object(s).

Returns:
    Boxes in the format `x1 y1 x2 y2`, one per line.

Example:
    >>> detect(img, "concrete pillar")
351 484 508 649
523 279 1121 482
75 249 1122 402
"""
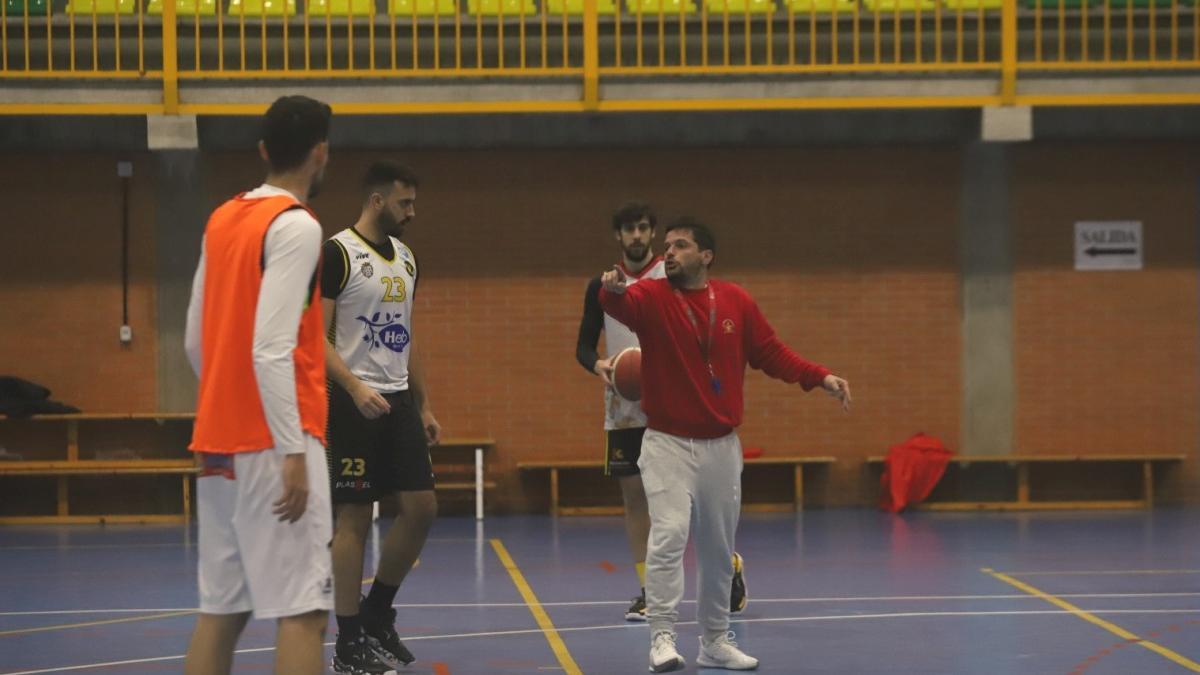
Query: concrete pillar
959 143 1014 456
147 115 199 151
981 106 1033 143
154 151 206 412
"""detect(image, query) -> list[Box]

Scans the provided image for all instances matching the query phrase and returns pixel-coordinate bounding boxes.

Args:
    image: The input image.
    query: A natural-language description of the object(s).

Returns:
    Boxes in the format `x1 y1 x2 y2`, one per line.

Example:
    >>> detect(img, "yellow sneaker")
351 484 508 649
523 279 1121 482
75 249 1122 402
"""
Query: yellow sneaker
730 552 748 613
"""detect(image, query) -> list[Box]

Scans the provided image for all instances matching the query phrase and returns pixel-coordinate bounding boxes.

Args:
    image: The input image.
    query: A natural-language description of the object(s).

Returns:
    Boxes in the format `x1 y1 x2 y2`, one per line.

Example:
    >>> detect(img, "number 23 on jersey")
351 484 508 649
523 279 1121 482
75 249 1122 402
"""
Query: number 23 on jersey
381 276 407 303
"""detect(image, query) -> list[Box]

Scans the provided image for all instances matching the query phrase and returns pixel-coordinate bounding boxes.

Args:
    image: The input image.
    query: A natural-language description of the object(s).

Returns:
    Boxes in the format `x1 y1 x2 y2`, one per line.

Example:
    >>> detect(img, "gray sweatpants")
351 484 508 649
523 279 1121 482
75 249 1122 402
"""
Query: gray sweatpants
638 428 742 643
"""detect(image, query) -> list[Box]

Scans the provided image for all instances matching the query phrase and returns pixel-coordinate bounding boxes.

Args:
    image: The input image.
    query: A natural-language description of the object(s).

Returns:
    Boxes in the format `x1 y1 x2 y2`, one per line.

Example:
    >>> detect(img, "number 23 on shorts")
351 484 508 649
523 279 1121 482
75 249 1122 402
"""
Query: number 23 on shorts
341 458 366 476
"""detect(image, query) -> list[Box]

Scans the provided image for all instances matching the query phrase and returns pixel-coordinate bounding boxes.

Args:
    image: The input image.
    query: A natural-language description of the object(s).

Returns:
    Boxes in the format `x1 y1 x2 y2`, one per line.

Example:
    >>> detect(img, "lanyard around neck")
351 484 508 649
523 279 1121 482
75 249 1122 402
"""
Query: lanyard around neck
674 285 724 396
674 286 717 362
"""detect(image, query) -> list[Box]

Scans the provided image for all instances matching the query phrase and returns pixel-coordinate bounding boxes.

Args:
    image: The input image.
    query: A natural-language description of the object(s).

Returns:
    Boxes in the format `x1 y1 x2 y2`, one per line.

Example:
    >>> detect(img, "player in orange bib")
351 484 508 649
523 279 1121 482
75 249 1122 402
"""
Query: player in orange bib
183 95 334 675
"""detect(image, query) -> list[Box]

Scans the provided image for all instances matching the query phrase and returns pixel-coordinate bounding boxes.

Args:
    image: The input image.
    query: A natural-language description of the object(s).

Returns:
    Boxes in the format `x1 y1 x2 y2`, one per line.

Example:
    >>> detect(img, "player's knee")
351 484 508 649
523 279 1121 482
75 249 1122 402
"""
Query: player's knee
619 476 649 507
650 521 689 551
279 609 328 634
334 502 374 537
195 610 251 640
399 491 438 527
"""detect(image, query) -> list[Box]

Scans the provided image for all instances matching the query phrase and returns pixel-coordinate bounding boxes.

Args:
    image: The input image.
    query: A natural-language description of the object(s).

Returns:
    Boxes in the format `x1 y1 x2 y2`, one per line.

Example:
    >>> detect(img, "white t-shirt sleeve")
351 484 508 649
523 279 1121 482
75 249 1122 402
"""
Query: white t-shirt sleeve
184 241 206 378
253 209 323 456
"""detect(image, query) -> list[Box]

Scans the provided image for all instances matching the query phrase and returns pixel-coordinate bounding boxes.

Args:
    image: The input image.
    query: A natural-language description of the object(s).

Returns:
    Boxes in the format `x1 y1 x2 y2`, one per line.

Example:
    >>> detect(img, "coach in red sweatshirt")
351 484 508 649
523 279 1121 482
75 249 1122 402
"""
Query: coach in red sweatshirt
600 218 851 673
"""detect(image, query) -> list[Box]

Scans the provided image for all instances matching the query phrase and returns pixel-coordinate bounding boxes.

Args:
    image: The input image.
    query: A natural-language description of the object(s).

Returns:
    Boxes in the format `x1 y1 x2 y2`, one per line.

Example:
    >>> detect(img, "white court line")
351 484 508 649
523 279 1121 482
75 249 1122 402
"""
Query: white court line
5 592 1200 617
0 544 187 551
4 608 1200 675
0 537 479 552
1004 569 1200 576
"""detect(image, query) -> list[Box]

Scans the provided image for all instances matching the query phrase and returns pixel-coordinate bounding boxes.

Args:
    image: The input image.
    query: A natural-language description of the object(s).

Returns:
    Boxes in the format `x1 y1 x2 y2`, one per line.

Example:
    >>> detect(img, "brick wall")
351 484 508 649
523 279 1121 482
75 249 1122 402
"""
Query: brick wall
0 153 158 413
2 143 1194 510
289 146 964 510
1011 143 1200 500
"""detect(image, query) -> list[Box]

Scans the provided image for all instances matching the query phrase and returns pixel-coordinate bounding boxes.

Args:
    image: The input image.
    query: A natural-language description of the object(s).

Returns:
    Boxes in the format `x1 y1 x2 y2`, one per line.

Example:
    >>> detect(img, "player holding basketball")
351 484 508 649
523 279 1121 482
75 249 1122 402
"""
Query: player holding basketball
323 161 441 674
183 95 333 675
599 218 851 673
577 203 749 623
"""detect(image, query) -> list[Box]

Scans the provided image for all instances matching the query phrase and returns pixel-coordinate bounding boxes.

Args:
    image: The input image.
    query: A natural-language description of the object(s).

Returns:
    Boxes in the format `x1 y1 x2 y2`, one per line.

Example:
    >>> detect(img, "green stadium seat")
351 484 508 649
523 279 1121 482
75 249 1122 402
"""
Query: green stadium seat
864 0 936 10
390 0 456 13
544 0 618 14
466 0 536 13
228 0 297 15
787 0 854 11
627 0 698 13
308 0 374 13
4 0 51 15
66 0 136 13
707 0 776 12
146 0 218 14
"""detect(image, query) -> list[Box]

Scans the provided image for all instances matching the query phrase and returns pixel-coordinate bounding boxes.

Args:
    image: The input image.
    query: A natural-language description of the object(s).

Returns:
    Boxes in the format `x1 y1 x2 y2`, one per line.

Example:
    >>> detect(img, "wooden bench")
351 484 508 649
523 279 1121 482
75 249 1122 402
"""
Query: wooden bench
518 456 836 516
865 454 1186 510
0 413 198 524
0 415 497 523
422 437 496 520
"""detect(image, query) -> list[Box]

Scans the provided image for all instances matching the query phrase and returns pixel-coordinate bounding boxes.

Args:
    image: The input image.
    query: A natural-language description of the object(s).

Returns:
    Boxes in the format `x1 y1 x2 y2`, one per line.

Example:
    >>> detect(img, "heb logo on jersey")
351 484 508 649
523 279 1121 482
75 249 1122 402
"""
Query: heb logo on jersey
357 311 410 353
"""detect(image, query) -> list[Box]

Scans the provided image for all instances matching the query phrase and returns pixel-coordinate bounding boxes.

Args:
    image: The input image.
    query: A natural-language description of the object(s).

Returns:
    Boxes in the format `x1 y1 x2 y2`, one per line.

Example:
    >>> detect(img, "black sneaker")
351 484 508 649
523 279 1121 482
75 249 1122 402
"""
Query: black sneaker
625 590 647 622
331 633 397 675
730 552 748 613
362 604 416 667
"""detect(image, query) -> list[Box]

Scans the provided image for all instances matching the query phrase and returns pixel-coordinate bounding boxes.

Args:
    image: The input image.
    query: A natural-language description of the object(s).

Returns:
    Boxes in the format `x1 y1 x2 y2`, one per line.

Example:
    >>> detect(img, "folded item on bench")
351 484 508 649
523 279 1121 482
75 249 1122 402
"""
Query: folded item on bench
0 376 80 418
879 433 953 513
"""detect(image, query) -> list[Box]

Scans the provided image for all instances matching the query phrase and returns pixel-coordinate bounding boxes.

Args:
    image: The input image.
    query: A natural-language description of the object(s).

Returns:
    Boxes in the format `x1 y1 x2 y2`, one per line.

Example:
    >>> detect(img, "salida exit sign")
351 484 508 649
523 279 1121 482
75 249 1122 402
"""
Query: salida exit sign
1074 221 1142 271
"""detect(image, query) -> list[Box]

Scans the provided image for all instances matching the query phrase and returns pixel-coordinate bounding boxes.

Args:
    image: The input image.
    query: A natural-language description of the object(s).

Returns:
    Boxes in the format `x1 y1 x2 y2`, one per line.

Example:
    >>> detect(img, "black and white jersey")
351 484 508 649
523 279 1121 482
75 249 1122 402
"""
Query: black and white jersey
322 228 418 394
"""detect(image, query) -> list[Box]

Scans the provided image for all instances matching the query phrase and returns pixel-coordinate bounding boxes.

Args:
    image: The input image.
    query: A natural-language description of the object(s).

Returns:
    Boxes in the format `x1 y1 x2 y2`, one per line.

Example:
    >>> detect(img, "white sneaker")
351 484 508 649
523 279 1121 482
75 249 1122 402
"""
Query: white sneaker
697 632 759 670
649 631 686 673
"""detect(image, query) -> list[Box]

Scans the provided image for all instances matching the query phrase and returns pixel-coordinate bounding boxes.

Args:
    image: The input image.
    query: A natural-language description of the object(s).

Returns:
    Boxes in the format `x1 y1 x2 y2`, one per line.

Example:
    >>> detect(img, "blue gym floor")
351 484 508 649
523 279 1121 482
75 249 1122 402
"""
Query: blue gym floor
2 509 1200 674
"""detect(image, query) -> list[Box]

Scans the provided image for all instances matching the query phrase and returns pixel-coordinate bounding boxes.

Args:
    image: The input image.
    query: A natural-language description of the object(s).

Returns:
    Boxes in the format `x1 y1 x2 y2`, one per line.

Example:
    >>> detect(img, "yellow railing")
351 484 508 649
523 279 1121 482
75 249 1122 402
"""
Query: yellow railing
0 0 1197 111
1020 0 1199 68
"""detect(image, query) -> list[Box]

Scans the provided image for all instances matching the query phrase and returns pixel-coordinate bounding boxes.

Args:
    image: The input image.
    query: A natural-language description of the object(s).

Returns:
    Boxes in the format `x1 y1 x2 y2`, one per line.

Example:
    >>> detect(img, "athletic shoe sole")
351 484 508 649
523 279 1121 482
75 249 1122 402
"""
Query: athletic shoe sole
366 634 416 666
649 656 685 673
696 656 759 670
330 657 398 675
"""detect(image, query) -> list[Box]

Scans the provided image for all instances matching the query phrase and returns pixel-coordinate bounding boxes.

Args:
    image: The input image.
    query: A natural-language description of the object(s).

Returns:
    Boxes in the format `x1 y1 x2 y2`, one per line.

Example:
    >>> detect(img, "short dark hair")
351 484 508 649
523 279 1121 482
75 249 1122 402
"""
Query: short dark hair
665 217 717 265
260 95 332 173
363 161 419 200
612 202 657 231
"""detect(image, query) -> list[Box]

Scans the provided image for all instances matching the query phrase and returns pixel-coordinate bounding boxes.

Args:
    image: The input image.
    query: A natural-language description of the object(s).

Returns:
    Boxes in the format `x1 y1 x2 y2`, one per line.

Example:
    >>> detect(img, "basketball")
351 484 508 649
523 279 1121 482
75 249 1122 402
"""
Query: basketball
612 347 642 402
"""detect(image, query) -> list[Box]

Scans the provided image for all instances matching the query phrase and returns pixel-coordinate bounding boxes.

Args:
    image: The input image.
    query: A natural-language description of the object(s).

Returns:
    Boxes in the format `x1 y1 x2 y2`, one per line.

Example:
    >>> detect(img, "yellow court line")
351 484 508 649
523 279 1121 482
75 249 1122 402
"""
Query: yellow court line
0 610 196 637
983 568 1200 672
490 539 582 675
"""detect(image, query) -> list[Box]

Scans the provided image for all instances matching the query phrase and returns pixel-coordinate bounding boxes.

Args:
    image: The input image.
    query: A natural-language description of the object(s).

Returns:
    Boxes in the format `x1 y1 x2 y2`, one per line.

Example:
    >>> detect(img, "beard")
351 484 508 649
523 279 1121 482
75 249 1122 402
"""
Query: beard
623 242 649 263
665 259 700 287
379 210 409 238
665 261 683 282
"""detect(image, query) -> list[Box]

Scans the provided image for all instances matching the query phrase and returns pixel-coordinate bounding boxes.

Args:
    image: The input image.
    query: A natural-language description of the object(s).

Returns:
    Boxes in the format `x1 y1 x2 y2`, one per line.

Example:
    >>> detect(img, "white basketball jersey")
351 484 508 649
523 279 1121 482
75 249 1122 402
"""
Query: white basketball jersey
603 258 666 430
328 229 417 394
